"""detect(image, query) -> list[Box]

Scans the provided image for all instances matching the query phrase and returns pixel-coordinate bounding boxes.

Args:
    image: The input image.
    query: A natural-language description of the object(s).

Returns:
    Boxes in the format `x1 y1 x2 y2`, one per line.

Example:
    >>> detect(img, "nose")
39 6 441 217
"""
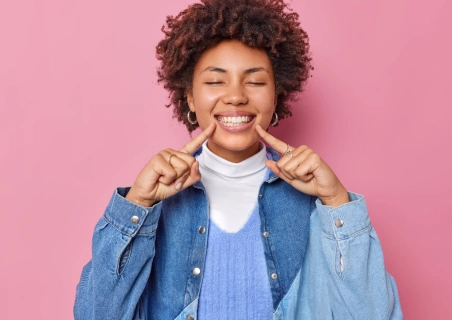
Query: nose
222 83 248 106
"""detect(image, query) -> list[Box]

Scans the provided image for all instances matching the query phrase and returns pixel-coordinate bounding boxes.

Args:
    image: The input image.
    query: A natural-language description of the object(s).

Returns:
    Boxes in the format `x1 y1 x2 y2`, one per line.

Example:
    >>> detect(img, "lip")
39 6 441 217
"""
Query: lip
214 110 256 117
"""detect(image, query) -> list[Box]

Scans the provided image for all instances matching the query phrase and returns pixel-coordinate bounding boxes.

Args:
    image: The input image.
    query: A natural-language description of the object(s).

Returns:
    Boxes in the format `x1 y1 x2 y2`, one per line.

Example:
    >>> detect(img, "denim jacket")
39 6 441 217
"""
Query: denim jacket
74 147 402 320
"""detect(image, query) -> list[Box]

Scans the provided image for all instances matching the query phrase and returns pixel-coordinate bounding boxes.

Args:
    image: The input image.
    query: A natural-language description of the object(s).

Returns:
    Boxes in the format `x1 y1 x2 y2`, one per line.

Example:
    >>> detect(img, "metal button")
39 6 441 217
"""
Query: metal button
193 267 201 276
335 219 344 228
259 194 263 198
271 273 278 279
198 226 206 234
263 231 269 237
130 215 140 225
186 316 194 320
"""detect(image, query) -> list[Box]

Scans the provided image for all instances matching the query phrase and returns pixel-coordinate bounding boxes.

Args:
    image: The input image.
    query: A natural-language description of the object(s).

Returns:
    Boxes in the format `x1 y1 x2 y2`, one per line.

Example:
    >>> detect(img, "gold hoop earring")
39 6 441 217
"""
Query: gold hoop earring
270 112 278 126
187 111 198 125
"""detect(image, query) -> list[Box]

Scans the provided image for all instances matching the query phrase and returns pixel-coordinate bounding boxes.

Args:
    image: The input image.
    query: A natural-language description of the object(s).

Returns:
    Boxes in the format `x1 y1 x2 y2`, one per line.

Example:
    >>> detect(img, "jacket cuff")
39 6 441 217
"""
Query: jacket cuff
103 187 162 237
316 192 370 240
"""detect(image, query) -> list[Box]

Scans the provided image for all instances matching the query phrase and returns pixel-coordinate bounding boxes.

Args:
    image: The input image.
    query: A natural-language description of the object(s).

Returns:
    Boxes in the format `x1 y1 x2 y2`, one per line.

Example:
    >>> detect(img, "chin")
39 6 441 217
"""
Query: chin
210 135 260 152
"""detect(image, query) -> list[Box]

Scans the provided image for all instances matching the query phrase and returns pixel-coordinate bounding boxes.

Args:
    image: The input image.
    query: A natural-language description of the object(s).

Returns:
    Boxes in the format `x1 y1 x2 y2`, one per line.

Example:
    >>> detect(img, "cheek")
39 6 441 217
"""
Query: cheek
191 90 218 129
193 88 221 109
252 92 276 112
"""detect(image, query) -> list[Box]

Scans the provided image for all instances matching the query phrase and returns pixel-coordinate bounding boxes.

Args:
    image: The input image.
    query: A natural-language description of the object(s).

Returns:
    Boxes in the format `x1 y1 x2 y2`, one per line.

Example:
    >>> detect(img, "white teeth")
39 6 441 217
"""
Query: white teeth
216 115 253 126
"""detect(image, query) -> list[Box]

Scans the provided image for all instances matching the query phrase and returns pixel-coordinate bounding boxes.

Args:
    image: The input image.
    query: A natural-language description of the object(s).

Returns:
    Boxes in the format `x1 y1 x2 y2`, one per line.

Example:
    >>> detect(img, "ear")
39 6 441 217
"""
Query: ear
186 91 195 112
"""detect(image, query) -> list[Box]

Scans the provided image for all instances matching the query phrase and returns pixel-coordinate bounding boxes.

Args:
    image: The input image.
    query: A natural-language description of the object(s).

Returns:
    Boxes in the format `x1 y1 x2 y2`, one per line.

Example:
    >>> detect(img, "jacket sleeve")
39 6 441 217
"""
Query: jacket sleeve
74 187 162 320
315 192 403 319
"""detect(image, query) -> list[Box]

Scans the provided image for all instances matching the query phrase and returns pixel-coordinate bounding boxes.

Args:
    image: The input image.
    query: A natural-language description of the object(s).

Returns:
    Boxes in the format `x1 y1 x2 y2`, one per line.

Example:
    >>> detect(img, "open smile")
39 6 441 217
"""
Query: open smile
215 115 254 127
213 112 257 132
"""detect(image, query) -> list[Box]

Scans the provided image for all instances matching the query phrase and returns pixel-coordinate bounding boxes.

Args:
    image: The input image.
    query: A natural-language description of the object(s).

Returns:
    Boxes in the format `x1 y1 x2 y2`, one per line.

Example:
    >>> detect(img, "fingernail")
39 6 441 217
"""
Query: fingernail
175 182 182 190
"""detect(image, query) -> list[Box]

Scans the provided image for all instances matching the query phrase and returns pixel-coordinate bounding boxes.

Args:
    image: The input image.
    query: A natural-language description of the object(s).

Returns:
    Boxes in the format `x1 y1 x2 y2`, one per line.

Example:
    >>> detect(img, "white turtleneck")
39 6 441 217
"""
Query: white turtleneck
196 141 268 233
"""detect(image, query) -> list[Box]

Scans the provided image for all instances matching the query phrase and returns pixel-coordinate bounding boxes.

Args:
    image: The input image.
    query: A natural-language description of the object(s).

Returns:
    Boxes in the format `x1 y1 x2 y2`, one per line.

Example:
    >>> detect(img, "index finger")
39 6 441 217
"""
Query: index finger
180 122 216 154
255 125 293 154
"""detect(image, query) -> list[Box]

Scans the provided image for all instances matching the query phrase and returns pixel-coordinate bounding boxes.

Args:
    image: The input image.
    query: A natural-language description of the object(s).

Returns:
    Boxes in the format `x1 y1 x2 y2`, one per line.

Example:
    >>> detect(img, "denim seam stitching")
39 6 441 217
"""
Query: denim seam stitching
103 214 135 237
103 208 155 237
322 223 371 240
336 224 372 240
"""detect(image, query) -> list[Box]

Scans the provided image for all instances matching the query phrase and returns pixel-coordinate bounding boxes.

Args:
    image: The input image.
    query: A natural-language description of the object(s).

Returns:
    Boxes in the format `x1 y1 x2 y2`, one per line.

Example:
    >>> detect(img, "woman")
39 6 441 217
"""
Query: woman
74 0 402 319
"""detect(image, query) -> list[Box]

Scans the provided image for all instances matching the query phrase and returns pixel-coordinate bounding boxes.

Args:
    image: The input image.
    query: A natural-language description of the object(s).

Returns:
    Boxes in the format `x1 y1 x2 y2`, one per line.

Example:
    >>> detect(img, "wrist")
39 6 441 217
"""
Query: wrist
320 187 349 207
125 187 155 207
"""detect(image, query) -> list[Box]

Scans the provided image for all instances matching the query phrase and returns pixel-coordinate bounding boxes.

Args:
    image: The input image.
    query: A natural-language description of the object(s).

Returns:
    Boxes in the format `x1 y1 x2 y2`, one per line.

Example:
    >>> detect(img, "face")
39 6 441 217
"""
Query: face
187 39 276 163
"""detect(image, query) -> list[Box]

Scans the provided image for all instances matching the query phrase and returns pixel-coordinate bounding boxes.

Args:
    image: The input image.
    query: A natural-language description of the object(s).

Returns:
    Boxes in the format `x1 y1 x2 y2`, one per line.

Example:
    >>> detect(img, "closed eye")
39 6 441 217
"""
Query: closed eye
205 81 224 85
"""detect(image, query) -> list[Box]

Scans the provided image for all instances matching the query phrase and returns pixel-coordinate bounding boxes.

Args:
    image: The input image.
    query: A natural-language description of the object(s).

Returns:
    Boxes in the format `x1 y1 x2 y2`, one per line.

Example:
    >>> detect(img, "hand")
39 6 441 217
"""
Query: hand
126 123 216 207
256 125 349 207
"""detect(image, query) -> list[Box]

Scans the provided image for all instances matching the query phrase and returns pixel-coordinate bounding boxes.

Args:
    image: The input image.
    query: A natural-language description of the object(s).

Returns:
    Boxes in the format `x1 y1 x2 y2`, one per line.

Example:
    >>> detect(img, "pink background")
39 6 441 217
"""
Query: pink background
1 0 451 319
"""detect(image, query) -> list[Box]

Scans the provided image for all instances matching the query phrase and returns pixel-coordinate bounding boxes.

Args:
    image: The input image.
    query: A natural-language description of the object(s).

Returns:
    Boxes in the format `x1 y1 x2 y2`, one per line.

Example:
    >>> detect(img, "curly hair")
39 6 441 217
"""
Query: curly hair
156 0 312 132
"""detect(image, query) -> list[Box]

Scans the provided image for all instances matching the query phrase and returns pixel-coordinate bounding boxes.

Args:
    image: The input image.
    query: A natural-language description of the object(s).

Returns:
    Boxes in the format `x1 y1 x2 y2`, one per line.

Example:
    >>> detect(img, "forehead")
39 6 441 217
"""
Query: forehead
195 39 273 72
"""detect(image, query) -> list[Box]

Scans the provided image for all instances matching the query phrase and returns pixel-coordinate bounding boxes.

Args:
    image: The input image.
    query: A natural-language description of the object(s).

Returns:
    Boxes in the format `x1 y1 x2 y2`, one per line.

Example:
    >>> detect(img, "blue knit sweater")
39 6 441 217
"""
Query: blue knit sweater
197 205 273 319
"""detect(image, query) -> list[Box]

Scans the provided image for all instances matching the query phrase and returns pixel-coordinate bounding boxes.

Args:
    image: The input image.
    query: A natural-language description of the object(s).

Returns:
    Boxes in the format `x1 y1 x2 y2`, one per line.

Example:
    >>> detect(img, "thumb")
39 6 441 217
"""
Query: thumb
180 161 201 189
265 160 293 185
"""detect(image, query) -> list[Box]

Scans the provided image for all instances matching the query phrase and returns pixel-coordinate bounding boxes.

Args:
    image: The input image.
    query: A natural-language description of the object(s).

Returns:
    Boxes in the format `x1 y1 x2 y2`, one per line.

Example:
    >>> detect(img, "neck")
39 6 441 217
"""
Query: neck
206 140 261 163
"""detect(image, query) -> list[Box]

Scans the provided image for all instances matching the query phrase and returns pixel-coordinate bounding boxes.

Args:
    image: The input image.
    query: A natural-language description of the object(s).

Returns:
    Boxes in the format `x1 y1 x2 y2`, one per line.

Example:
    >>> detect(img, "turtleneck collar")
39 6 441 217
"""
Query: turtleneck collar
196 141 267 179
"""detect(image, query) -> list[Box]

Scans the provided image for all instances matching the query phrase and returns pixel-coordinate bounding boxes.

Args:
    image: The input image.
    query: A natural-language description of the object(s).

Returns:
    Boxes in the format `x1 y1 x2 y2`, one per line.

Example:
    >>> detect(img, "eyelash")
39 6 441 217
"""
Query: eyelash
204 82 265 86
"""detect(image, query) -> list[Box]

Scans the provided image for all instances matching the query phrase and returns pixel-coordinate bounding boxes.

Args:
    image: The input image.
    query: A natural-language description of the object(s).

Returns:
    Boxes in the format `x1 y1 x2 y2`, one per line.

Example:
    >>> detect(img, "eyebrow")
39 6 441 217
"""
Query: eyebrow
199 66 269 75
244 67 268 75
